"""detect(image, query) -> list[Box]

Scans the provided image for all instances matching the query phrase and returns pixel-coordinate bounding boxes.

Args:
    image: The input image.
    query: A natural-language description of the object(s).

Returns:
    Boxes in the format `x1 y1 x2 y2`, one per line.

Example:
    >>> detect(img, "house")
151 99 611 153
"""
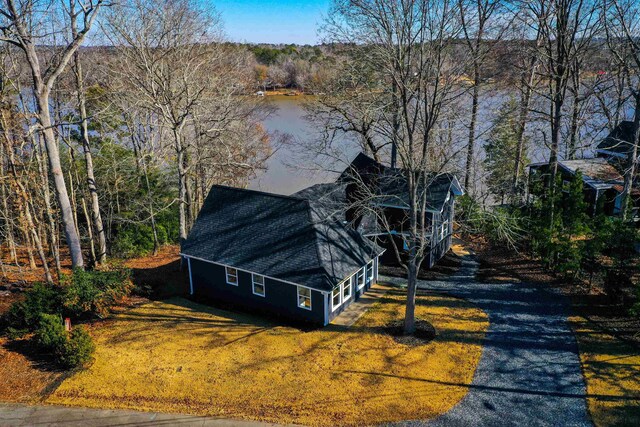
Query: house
338 153 465 268
528 122 640 219
180 185 385 326
595 120 638 163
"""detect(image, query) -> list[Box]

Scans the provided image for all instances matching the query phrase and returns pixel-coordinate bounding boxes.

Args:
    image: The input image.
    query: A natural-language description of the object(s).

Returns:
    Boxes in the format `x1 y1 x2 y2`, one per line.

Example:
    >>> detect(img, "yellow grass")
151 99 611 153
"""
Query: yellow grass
49 289 488 426
570 316 640 426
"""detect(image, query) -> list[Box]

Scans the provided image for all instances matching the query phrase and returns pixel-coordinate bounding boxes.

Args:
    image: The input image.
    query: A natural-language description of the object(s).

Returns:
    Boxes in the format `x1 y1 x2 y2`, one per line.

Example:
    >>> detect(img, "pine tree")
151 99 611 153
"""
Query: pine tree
484 97 529 203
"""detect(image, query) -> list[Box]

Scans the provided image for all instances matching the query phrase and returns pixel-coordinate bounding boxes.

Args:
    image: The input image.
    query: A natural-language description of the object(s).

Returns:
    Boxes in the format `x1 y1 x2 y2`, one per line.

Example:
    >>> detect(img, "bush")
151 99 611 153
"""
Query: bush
6 283 63 332
62 268 132 318
458 195 524 249
34 314 95 368
3 267 132 337
57 326 95 369
34 314 66 351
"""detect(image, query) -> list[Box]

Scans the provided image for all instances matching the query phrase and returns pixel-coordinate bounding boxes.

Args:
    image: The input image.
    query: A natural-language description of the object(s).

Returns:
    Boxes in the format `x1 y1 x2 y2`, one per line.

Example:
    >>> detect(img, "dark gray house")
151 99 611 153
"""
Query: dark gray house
528 121 640 219
338 153 464 268
181 185 385 326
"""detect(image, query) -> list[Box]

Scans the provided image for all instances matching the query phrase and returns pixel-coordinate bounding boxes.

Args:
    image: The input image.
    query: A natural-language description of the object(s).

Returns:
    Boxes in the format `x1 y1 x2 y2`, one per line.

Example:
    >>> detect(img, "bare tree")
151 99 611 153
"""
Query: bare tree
324 0 467 334
0 0 106 269
107 0 270 242
528 0 599 220
459 0 505 194
603 0 640 220
72 35 107 264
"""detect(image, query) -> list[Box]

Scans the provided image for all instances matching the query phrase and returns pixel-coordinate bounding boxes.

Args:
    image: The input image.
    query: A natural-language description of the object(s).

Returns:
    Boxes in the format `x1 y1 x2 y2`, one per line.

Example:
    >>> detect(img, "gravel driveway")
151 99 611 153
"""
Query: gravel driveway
382 254 592 427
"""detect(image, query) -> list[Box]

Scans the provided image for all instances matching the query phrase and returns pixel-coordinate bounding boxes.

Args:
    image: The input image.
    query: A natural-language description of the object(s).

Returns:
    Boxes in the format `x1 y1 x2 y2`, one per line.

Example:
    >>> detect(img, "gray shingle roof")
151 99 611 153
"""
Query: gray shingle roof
339 153 464 212
181 185 383 292
597 121 637 157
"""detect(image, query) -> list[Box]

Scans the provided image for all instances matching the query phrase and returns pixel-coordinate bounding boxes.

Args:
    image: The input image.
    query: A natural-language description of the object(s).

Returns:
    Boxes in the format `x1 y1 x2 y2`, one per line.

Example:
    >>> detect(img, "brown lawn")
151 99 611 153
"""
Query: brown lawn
48 289 488 426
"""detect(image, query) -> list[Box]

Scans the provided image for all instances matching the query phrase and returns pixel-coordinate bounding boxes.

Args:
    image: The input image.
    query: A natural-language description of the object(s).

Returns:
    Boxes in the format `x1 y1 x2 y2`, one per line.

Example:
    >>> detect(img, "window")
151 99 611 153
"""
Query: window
357 268 365 290
332 286 341 311
252 274 265 297
440 220 449 241
342 278 352 301
562 179 571 193
225 267 238 285
366 261 374 285
297 286 311 310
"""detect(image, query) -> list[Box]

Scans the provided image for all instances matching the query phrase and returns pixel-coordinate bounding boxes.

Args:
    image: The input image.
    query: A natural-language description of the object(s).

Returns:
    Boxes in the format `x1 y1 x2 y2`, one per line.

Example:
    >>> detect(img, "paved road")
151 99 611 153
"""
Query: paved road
383 254 593 427
0 403 283 427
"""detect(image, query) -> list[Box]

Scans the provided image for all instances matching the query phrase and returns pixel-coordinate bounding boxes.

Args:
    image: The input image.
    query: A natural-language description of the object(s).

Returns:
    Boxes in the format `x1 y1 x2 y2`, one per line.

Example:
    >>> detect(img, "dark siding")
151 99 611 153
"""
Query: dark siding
189 258 326 325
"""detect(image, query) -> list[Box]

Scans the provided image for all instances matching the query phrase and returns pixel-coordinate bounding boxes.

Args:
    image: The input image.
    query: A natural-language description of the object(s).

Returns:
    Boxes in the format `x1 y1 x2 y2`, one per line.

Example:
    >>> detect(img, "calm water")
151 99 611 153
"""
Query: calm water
249 95 358 195
249 91 588 196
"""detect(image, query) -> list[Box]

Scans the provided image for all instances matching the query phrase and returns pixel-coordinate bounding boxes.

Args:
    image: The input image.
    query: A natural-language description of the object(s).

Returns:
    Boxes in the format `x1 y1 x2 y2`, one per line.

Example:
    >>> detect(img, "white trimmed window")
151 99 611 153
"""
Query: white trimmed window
366 261 374 285
332 285 341 311
342 278 352 301
225 267 238 285
297 286 312 310
357 268 365 290
252 274 265 297
440 220 449 241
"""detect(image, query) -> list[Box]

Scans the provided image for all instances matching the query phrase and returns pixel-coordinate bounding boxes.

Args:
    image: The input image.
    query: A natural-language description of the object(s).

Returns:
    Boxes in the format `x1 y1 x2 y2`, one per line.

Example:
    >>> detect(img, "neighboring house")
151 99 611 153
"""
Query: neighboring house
338 153 465 268
528 122 640 219
181 185 385 326
595 120 639 164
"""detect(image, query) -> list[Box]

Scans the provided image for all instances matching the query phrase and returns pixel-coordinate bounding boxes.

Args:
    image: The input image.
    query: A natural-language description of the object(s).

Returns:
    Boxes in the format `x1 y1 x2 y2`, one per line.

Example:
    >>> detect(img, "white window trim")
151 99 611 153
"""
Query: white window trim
297 286 312 310
180 254 329 295
440 219 449 240
357 268 365 290
366 261 374 286
342 277 352 301
252 273 265 297
331 285 342 312
225 266 238 286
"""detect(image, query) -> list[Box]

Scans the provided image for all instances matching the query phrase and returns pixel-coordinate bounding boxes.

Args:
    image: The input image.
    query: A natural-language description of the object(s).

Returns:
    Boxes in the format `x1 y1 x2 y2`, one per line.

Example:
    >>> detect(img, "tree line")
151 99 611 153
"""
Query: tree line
1 0 640 335
0 0 271 281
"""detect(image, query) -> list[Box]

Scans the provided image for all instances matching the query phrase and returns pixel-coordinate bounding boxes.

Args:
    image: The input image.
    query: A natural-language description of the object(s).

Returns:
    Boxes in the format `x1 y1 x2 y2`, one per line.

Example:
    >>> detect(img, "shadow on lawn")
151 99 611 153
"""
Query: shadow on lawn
130 257 188 300
3 338 66 374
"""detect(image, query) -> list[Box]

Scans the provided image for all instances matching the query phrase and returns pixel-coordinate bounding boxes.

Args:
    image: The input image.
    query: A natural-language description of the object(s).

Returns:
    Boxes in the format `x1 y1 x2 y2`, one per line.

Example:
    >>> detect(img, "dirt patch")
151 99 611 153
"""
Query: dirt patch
0 337 66 403
470 240 557 286
379 318 437 346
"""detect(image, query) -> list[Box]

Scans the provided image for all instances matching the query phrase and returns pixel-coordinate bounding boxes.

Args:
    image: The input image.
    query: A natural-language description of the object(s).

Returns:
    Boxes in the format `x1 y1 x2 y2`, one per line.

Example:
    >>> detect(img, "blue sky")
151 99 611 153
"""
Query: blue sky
212 0 331 44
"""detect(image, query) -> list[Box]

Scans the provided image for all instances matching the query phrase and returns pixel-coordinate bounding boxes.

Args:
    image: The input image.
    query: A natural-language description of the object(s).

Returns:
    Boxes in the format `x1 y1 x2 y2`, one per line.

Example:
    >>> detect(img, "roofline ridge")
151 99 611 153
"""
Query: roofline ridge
210 184 306 202
303 199 334 286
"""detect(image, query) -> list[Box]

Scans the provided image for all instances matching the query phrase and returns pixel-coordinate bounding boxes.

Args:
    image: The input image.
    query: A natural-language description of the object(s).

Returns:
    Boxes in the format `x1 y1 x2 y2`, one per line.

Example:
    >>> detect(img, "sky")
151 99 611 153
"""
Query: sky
212 0 331 45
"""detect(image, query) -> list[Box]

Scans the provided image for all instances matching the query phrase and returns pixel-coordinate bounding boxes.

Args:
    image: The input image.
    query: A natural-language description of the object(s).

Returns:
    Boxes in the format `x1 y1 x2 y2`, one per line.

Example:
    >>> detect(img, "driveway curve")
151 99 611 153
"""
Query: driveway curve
382 253 592 427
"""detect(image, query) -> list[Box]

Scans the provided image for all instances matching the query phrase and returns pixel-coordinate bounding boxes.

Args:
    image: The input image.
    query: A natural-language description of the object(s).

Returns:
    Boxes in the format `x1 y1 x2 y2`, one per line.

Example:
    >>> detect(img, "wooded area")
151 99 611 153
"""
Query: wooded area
0 0 639 335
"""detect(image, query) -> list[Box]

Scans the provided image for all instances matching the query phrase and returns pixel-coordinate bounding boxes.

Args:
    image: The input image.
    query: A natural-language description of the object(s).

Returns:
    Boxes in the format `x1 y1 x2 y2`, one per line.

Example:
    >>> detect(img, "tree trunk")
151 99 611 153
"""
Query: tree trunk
620 91 640 220
548 85 563 225
567 67 582 160
74 54 107 264
464 71 480 193
34 134 61 276
175 127 188 242
404 260 418 335
25 197 53 283
0 157 18 265
36 92 84 269
513 70 535 194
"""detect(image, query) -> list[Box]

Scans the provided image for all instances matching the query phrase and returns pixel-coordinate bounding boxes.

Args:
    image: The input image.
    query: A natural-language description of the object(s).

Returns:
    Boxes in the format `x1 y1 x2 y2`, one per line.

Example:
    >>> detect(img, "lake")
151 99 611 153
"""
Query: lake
249 95 359 195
